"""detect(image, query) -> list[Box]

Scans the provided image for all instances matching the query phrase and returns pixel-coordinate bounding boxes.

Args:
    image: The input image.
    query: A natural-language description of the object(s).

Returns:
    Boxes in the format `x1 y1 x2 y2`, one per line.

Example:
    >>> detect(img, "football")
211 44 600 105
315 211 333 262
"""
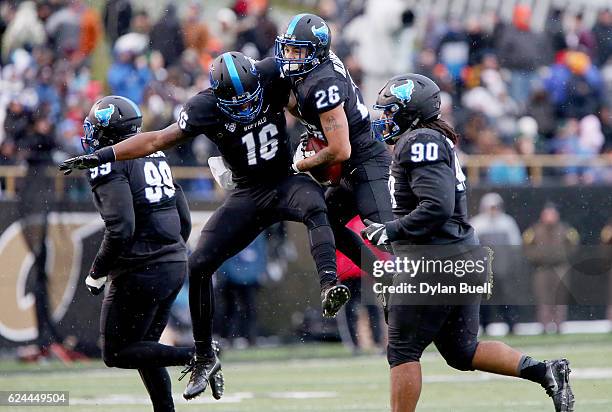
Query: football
304 135 343 186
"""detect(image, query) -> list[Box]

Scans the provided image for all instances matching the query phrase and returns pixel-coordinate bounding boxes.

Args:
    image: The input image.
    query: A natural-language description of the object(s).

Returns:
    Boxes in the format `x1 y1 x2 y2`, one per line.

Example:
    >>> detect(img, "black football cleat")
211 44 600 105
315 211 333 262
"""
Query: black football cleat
180 341 223 400
542 359 575 412
321 284 351 318
210 370 225 400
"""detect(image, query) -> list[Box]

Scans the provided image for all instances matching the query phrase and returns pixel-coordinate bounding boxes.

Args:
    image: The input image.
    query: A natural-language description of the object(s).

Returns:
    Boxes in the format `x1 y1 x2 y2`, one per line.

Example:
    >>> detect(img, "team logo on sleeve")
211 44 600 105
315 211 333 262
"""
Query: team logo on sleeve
94 104 115 127
225 122 236 132
311 23 329 45
390 80 415 103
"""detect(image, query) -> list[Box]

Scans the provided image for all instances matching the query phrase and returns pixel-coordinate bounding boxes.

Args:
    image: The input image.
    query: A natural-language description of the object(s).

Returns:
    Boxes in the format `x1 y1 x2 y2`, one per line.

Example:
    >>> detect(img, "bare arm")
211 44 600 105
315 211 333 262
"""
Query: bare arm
296 105 351 171
112 123 189 161
286 90 301 118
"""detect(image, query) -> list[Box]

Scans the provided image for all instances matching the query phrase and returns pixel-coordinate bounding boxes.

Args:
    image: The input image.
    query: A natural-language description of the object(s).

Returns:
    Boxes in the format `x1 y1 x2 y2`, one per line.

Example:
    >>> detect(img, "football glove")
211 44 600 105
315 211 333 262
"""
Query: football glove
208 156 236 190
85 274 107 296
59 154 102 175
361 219 392 253
291 134 315 173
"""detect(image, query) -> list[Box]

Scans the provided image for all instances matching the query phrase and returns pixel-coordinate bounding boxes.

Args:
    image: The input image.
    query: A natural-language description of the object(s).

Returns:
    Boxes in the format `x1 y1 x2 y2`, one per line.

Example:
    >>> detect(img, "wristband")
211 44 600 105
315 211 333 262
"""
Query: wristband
96 146 116 164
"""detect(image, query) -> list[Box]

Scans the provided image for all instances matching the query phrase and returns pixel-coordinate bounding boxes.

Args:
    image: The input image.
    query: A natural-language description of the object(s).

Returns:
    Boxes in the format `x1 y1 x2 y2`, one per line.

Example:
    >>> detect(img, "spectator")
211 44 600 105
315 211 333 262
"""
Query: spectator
470 193 522 334
523 203 579 334
593 9 612 67
149 4 185 68
487 145 528 185
45 1 82 59
1 96 32 164
565 13 596 56
78 1 102 59
212 8 238 52
526 86 556 139
343 0 407 108
103 0 132 45
545 51 604 119
182 1 211 66
107 47 151 105
217 234 267 347
496 5 546 107
1 1 46 62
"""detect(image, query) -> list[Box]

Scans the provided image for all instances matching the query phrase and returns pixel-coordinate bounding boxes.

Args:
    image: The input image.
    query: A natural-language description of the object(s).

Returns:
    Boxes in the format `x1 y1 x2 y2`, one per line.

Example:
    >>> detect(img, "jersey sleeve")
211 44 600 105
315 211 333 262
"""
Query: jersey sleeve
305 76 349 114
88 165 136 276
177 91 217 138
257 57 291 107
385 133 456 241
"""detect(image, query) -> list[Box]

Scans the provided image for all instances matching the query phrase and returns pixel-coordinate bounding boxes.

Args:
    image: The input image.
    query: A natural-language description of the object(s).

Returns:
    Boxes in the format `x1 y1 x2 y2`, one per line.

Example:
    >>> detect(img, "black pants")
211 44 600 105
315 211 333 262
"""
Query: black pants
387 303 480 370
189 174 336 356
100 262 193 412
326 151 394 276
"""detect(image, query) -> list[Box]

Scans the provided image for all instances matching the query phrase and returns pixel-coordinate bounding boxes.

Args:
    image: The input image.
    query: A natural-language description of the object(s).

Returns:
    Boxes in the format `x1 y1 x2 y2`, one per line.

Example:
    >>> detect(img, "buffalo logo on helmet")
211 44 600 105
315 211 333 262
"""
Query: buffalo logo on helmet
94 104 115 127
390 80 415 103
311 23 329 45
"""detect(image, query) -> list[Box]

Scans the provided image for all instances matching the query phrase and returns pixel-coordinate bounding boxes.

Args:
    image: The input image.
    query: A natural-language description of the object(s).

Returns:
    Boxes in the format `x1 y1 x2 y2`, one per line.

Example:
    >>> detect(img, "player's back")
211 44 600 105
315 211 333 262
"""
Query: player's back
390 128 473 245
87 151 187 274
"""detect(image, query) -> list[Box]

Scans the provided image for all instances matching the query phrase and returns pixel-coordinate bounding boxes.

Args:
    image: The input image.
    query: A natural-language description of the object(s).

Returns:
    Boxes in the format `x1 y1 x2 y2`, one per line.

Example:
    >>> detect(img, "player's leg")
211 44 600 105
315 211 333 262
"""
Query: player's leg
436 304 575 411
387 304 449 412
100 264 193 369
274 174 349 317
138 368 174 412
328 153 394 277
185 191 266 399
391 362 421 412
99 263 192 412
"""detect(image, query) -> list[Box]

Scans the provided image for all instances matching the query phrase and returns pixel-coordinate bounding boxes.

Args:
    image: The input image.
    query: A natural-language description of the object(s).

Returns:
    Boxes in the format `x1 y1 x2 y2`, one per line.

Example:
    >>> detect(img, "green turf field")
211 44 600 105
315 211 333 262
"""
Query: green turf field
1 334 611 411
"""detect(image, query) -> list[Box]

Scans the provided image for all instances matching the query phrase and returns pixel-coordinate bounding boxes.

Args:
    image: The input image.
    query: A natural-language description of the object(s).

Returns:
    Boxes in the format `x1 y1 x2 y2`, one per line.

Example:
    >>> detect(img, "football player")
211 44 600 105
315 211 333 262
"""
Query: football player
362 74 575 412
81 95 223 412
59 52 349 400
276 13 395 276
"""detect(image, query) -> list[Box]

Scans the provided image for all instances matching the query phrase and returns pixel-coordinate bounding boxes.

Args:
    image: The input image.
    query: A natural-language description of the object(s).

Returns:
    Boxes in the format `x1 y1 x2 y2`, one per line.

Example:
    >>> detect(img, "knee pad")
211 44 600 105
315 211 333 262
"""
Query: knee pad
440 342 478 371
305 212 335 249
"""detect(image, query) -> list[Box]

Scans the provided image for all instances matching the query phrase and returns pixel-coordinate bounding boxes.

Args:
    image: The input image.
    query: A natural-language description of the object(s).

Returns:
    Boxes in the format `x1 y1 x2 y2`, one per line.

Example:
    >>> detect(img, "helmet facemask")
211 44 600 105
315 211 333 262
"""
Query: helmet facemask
274 37 319 76
216 83 264 124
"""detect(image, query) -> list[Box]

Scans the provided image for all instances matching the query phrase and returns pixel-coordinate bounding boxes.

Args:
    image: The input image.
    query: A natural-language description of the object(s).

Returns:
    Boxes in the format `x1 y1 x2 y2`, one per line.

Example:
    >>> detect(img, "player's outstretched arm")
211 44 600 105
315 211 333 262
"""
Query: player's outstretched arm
295 105 351 171
112 123 187 161
59 124 188 174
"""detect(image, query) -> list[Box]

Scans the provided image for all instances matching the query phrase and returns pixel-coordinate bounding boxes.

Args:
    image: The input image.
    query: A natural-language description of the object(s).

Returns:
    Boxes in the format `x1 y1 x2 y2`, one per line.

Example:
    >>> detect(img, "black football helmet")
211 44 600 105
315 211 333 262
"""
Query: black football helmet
210 52 263 123
275 13 331 76
372 74 441 144
82 95 142 154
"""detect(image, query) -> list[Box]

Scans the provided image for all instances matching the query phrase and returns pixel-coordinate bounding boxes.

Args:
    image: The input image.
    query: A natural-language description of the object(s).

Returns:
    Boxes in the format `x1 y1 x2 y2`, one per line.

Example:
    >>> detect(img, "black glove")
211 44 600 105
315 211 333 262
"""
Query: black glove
59 153 101 175
85 273 107 296
361 219 392 253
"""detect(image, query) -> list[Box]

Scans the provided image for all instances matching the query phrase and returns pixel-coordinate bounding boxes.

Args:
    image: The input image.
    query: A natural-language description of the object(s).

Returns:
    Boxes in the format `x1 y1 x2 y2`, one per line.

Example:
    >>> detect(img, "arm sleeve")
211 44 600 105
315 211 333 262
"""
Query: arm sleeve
174 182 192 243
306 77 348 114
90 171 135 277
385 158 456 242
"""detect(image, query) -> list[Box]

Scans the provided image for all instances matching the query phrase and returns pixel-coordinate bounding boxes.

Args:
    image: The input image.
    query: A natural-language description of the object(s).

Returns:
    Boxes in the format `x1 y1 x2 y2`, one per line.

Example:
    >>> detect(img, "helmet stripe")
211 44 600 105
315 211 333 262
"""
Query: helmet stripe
223 52 244 95
286 13 307 36
114 95 142 117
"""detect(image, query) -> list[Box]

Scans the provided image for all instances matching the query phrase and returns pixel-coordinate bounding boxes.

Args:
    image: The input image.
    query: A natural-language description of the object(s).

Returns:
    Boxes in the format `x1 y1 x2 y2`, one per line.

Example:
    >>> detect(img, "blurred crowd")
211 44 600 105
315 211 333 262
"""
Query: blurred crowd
0 0 610 191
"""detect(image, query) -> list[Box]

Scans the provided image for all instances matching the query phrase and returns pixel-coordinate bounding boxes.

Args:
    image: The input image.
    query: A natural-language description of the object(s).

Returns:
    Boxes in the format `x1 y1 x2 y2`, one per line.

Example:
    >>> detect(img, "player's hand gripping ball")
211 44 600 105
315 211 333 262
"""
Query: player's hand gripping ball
303 134 342 186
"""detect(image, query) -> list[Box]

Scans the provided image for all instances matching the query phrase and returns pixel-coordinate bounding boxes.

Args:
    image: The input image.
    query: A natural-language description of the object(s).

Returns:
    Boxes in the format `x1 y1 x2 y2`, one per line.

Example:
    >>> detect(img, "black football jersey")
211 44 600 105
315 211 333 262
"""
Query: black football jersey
289 52 386 167
87 151 188 276
178 57 292 187
385 128 474 245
